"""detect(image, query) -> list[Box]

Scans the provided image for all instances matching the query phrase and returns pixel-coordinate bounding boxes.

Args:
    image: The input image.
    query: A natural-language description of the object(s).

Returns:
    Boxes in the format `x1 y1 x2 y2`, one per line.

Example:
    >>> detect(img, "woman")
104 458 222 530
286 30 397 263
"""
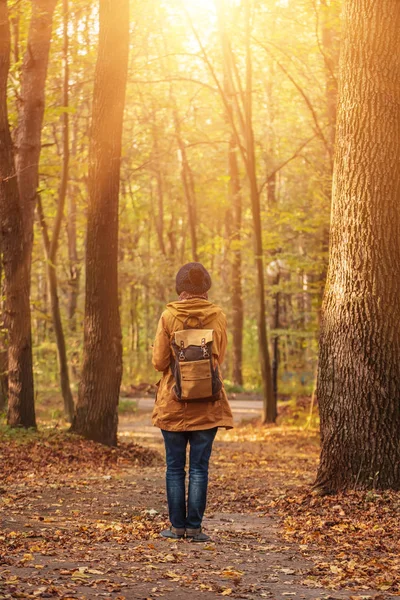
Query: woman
152 262 234 542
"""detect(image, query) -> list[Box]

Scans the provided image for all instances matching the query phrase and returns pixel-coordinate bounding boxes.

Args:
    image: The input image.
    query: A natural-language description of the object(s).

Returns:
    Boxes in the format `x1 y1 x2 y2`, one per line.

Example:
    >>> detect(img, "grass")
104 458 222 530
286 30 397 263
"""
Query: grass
118 398 138 414
0 421 58 443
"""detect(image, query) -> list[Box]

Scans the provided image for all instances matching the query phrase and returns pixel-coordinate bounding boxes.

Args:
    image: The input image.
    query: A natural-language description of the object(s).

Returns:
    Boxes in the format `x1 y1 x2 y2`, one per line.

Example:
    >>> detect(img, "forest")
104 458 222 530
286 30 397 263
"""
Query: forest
1 0 400 598
0 0 339 419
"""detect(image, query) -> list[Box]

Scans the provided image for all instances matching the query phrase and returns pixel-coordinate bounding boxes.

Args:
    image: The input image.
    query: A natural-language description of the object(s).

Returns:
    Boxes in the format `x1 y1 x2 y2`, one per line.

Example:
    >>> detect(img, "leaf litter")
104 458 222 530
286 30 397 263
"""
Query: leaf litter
0 422 398 599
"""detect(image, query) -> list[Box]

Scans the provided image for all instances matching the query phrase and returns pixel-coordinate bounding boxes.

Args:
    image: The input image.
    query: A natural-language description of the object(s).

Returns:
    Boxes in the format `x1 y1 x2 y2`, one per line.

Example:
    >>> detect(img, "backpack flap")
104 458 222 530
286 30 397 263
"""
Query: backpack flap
175 329 213 349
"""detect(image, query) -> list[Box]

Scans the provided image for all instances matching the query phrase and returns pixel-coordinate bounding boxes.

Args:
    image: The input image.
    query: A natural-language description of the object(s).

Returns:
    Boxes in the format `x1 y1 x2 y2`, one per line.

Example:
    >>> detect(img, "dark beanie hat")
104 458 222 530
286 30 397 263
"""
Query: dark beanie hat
175 262 212 295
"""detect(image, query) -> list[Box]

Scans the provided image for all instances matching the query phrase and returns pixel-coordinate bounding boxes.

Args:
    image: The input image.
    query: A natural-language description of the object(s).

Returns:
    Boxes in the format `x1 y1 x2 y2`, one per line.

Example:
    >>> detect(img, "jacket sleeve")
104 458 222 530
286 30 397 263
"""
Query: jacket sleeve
152 313 171 372
217 312 228 365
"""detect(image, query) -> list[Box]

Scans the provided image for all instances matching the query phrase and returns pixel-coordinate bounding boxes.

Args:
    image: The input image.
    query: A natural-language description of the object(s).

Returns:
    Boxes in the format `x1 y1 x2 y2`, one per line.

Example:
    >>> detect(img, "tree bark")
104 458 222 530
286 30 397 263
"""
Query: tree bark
0 0 36 428
320 0 339 152
71 0 129 446
317 0 340 312
315 0 400 493
16 0 57 252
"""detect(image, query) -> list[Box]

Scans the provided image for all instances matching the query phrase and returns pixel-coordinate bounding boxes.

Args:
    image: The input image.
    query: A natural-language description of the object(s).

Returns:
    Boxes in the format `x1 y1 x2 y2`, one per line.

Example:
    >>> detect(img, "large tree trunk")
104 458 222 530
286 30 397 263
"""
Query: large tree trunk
16 0 57 254
0 0 36 428
71 0 129 447
314 0 400 493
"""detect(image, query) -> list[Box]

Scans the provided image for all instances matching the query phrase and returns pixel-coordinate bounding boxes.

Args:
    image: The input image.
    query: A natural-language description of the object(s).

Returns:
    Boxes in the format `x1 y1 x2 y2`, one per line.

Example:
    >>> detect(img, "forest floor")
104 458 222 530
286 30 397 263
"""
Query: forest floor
1 404 399 600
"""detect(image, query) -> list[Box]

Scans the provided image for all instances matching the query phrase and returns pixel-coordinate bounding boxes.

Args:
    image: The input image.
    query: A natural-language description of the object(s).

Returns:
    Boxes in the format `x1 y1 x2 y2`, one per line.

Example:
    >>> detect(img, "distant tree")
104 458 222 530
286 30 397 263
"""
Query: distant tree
0 0 36 428
314 0 400 493
204 0 275 421
37 0 74 422
71 0 129 446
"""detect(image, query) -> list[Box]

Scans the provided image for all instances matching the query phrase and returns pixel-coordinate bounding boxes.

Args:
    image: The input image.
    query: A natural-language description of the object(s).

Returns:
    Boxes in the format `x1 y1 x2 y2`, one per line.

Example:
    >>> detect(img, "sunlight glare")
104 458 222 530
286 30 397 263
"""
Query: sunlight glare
180 0 217 25
183 0 217 15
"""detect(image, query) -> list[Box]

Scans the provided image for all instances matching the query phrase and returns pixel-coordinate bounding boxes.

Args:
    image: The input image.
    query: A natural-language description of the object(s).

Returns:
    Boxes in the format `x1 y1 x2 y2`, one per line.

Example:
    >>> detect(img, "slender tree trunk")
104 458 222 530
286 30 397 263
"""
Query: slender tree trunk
152 123 167 256
37 196 74 423
320 0 339 152
37 0 74 421
213 0 274 417
0 231 7 412
315 0 400 493
217 0 245 388
173 108 199 262
66 43 82 335
229 136 244 387
0 0 36 428
0 348 7 412
271 273 280 407
244 2 275 423
71 0 129 446
66 186 80 331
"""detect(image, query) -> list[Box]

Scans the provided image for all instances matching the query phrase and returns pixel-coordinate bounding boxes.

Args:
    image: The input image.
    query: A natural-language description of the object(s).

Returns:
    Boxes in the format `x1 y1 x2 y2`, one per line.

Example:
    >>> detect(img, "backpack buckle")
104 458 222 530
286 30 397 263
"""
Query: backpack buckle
179 340 185 361
201 338 210 358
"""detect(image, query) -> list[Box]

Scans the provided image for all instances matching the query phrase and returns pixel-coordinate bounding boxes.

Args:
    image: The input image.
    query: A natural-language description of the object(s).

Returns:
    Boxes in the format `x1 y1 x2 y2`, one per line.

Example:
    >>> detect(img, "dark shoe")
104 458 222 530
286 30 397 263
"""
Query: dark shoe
160 526 185 539
185 527 211 542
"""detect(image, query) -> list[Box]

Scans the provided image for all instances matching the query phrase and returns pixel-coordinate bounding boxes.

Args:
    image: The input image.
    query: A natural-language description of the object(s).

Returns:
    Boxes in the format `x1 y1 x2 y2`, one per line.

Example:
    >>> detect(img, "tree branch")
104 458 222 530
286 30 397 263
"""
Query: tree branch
183 7 248 167
259 133 319 195
253 35 332 161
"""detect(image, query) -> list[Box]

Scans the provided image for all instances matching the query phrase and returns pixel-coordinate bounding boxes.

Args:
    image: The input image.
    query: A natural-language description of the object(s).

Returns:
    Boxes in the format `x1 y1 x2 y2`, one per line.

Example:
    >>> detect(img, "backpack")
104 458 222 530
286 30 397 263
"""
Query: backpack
170 315 223 402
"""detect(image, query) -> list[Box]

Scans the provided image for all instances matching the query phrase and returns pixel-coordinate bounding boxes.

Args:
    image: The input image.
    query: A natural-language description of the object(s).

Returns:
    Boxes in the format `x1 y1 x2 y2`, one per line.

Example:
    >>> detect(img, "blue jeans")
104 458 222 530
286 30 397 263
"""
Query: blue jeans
161 428 218 529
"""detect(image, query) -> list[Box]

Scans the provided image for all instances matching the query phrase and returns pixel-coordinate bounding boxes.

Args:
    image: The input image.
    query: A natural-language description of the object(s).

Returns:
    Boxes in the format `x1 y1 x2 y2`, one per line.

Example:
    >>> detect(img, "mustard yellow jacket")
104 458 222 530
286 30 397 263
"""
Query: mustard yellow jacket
152 299 234 431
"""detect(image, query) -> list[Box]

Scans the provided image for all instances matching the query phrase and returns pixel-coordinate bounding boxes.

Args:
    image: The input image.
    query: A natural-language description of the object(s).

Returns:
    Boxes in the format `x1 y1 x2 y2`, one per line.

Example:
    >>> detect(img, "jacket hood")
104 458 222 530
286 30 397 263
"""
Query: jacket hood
166 299 222 327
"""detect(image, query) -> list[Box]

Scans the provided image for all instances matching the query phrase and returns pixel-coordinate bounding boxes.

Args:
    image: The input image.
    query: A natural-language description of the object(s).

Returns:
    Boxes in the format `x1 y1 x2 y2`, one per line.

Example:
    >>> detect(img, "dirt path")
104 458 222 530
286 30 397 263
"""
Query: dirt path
0 412 394 600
